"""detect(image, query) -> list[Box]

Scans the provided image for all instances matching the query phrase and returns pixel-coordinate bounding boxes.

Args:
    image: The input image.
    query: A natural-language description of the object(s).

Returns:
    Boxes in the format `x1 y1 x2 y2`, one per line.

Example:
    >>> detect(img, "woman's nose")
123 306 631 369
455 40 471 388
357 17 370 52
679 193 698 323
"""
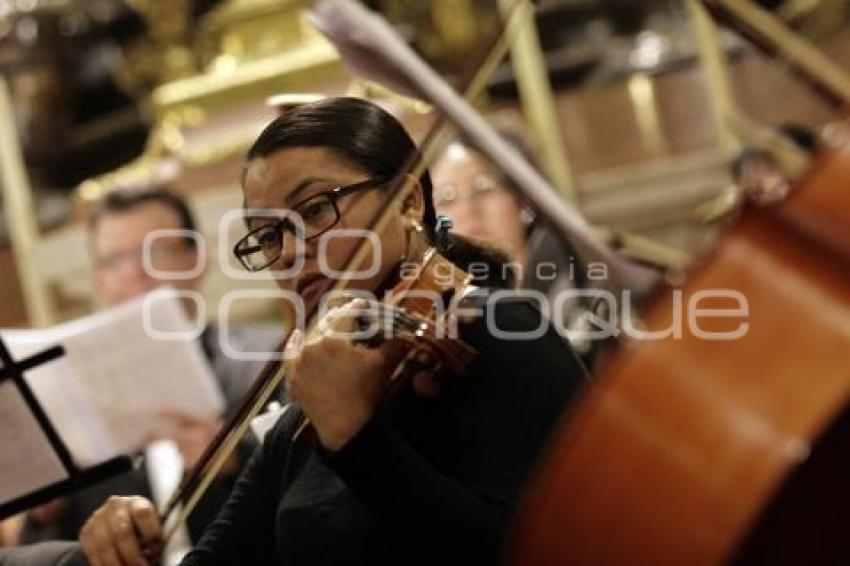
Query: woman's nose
275 229 304 271
447 197 478 227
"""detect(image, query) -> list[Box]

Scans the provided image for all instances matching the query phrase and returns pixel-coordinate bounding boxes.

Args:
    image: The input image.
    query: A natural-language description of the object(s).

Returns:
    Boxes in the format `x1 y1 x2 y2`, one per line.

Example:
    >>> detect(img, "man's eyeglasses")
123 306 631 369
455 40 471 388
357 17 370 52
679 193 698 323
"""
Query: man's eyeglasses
233 176 388 272
96 241 193 272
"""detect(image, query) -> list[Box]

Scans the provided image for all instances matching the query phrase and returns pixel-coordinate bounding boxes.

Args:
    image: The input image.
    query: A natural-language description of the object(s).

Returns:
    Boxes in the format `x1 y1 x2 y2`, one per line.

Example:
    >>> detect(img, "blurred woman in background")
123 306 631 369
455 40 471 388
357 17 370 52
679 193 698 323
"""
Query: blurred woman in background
431 134 596 365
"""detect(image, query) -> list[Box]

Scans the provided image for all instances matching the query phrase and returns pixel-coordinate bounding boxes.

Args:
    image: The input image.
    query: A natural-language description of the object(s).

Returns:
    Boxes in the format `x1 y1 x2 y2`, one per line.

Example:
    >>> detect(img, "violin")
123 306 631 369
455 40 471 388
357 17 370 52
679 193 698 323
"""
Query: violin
288 244 482 441
510 2 850 563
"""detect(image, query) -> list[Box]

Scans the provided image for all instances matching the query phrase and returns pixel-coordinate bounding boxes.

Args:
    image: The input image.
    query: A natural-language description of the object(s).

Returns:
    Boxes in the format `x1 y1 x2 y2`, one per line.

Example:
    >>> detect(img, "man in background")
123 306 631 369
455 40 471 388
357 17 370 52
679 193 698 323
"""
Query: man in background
19 187 282 552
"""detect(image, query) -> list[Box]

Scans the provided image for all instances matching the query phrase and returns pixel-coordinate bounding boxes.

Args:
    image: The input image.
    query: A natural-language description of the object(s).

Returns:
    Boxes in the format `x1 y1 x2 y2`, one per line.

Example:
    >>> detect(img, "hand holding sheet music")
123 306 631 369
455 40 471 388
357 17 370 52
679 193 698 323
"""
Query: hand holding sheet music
2 288 224 468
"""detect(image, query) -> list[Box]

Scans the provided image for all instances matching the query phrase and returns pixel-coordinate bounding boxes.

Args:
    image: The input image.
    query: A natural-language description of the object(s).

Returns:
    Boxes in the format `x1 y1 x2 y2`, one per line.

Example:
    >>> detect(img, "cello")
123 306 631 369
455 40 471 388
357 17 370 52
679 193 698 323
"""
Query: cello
510 1 850 563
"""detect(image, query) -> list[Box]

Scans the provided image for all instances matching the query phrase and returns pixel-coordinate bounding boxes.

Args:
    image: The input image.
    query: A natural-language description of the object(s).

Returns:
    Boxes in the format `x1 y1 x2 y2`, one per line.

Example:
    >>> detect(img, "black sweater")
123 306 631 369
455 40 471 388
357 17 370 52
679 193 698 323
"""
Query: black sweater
182 294 586 565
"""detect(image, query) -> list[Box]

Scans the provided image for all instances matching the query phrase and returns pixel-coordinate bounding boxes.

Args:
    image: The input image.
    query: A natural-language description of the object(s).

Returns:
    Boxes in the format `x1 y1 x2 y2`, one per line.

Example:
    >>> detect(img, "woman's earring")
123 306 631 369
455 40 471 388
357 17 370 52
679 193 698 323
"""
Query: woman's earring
400 216 426 263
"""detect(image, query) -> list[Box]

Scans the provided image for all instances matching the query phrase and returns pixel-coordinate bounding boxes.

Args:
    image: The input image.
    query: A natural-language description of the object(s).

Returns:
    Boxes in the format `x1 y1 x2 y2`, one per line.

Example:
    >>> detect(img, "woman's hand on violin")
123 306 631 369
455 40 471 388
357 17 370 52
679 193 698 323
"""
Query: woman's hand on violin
79 495 163 566
284 298 399 453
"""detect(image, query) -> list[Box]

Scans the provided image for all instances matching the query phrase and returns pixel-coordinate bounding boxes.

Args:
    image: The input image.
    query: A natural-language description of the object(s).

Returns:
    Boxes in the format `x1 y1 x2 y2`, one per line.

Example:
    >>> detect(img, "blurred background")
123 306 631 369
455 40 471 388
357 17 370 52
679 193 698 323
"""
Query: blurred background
1 0 849 328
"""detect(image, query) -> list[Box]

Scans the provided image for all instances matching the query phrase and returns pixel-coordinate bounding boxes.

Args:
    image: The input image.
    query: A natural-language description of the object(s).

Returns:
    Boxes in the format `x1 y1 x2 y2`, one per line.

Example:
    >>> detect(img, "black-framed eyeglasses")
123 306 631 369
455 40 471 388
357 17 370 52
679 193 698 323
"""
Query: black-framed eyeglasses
233 176 388 272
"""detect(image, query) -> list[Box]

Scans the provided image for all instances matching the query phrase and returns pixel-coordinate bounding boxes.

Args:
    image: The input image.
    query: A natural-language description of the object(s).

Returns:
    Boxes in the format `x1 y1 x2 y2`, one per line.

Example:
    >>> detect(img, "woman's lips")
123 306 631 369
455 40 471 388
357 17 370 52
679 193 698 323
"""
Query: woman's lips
296 273 321 293
297 276 329 302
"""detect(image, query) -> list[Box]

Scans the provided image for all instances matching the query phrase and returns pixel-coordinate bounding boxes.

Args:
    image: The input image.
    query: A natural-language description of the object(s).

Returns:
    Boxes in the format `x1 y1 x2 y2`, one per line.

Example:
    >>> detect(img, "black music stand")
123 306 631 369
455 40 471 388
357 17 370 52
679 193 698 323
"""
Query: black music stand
0 335 131 519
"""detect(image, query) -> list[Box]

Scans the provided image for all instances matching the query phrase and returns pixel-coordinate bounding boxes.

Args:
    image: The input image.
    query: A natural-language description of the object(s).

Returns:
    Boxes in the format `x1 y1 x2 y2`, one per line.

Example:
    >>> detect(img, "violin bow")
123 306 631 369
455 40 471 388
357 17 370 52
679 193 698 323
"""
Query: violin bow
700 0 850 108
309 0 660 297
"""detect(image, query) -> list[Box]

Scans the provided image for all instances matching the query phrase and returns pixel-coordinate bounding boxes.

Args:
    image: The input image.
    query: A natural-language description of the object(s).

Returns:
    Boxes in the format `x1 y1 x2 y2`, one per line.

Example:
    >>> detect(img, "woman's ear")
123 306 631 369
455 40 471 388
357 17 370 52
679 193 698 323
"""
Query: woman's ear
402 174 426 222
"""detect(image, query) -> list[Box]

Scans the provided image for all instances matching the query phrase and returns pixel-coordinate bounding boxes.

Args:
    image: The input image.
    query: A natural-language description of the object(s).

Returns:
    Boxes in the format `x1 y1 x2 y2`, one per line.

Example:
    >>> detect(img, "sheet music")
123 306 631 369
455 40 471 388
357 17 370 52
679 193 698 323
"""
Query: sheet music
3 335 114 468
3 288 225 466
0 381 67 505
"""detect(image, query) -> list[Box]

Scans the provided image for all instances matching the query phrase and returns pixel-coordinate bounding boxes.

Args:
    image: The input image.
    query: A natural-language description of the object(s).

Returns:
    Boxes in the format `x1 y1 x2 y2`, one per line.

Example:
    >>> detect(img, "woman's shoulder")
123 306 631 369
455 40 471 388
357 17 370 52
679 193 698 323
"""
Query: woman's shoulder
459 288 578 350
456 287 588 382
445 288 587 456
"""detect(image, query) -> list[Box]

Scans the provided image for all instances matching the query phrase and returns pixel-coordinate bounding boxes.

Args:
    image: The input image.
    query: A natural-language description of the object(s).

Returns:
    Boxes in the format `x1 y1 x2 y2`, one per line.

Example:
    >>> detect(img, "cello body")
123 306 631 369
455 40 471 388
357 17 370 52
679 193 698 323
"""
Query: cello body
511 147 850 564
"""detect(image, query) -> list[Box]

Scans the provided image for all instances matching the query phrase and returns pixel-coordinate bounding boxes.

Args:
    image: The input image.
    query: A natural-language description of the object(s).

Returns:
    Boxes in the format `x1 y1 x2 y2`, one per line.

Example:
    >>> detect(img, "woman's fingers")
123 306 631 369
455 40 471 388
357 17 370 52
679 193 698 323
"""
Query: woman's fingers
107 506 146 566
84 519 124 566
129 496 164 549
80 496 160 566
156 408 203 425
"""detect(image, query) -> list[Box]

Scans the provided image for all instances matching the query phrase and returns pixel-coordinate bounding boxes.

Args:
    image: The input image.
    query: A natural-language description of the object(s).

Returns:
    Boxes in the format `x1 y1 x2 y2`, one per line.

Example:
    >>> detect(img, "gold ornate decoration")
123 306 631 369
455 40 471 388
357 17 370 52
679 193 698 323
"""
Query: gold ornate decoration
78 0 343 202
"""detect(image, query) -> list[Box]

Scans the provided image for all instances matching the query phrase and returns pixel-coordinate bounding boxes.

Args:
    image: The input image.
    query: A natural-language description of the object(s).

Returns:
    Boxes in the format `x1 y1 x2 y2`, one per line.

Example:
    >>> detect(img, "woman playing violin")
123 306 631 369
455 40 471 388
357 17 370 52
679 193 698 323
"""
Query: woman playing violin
77 97 586 566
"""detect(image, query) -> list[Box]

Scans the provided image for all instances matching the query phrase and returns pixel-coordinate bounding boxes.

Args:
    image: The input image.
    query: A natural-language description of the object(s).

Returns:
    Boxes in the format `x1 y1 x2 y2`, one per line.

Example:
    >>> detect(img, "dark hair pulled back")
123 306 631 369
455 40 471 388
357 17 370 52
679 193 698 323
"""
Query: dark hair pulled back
245 97 516 288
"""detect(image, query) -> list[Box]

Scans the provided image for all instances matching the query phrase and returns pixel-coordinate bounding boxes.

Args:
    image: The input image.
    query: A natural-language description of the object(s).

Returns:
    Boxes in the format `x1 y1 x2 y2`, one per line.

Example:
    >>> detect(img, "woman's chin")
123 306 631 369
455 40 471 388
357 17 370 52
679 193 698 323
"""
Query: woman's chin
302 277 336 312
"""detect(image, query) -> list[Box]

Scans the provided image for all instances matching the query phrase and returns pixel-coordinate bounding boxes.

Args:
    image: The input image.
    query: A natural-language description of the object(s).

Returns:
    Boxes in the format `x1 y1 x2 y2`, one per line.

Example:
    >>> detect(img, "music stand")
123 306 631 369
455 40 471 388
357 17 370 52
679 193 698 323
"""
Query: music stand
0 335 131 519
